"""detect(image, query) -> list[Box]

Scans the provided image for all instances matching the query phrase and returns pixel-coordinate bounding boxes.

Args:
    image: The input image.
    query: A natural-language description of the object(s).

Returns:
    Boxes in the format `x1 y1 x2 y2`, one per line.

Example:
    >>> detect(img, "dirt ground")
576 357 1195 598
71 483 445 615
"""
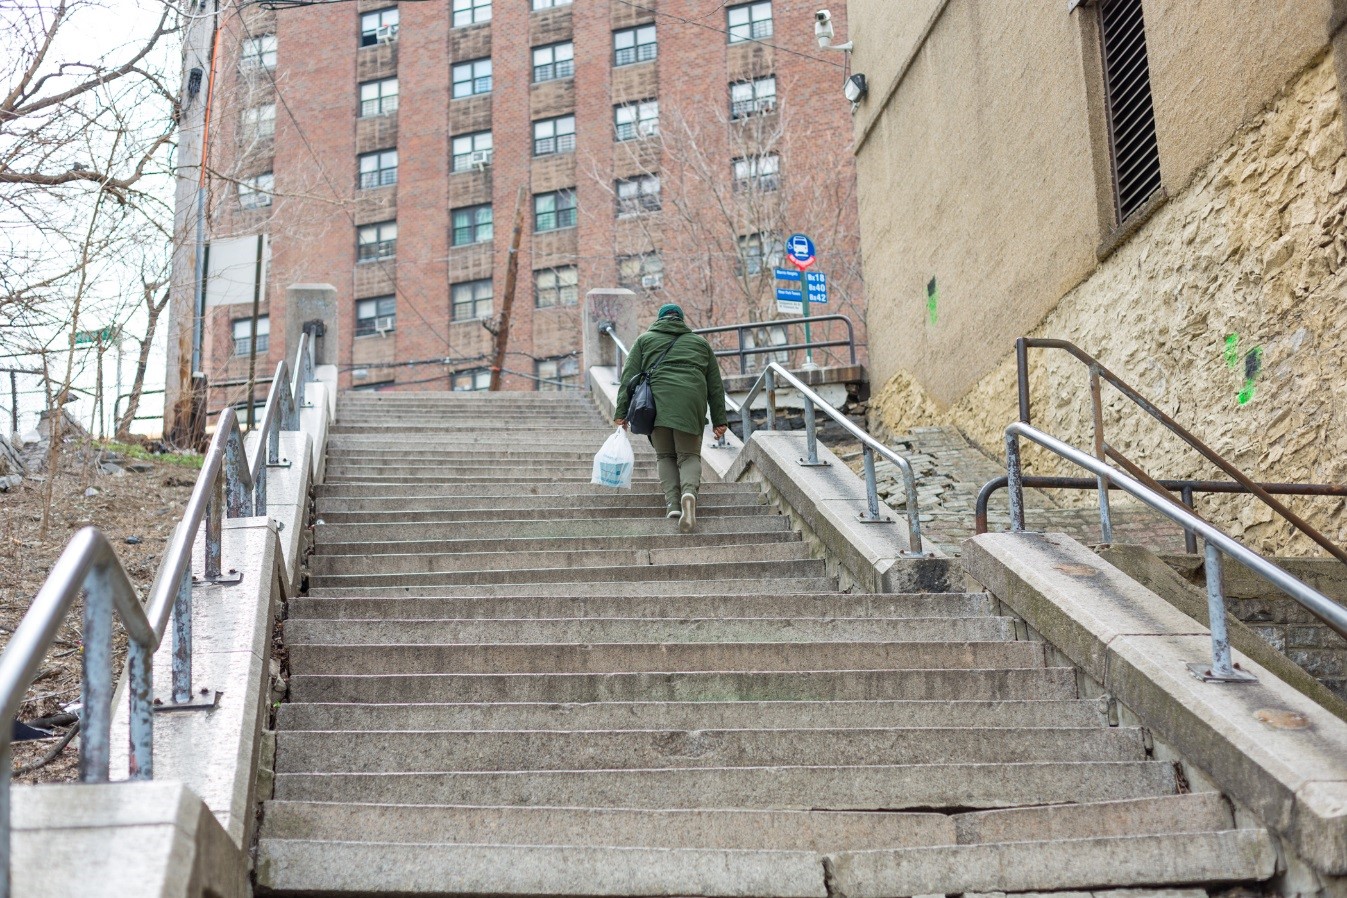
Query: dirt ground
0 437 199 784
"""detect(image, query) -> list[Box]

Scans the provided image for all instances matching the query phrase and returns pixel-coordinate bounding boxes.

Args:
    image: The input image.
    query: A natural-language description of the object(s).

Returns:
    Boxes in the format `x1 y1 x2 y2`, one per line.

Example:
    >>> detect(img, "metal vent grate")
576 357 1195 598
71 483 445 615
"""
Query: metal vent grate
1100 0 1161 222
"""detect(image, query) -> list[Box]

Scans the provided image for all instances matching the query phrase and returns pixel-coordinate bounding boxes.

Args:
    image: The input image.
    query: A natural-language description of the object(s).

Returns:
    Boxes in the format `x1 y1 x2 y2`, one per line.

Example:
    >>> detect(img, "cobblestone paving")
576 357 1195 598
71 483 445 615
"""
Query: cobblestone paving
833 425 1189 558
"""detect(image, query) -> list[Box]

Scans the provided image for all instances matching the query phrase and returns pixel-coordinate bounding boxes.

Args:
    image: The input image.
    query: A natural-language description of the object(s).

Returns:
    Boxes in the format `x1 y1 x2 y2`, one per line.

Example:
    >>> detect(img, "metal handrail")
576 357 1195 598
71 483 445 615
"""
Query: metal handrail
695 314 857 375
1016 337 1347 565
741 362 923 554
1004 422 1347 684
0 332 316 897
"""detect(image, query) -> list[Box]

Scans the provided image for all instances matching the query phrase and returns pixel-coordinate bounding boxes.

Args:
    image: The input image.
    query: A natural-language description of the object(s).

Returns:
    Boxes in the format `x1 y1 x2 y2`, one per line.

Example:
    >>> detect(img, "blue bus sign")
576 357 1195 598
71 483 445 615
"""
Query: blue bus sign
785 234 816 271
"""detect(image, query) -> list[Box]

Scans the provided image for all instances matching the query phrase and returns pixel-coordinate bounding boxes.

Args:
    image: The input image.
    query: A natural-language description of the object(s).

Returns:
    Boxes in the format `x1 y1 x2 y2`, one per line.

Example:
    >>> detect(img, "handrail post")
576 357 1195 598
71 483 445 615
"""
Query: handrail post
801 386 821 465
902 469 923 553
861 446 882 522
126 638 154 779
1204 542 1238 679
846 317 856 365
1 742 10 898
1006 430 1026 531
764 368 777 431
1181 486 1198 554
204 474 223 581
1016 337 1031 424
79 574 113 784
737 327 747 375
171 566 193 703
1089 364 1114 544
225 428 250 517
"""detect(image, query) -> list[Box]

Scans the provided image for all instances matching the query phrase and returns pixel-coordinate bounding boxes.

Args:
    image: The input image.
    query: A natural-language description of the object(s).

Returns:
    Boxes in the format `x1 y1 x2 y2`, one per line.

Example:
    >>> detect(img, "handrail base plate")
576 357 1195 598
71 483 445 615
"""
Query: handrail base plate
154 689 222 712
1186 662 1258 684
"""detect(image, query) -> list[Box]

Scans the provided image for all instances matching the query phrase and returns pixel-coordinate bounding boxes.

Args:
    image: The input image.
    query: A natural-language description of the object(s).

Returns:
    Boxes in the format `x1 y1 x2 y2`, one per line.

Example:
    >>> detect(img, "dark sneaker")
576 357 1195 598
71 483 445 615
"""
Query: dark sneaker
679 492 696 533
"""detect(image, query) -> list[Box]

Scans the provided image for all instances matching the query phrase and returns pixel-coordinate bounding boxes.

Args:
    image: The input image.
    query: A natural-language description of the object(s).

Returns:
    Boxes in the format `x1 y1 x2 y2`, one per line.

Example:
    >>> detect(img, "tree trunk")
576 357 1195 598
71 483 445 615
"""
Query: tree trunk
115 284 167 440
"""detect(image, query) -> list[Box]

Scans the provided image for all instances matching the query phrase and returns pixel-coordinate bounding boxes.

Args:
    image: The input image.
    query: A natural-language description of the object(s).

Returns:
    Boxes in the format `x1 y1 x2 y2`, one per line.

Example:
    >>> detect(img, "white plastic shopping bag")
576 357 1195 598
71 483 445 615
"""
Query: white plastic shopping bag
591 427 634 489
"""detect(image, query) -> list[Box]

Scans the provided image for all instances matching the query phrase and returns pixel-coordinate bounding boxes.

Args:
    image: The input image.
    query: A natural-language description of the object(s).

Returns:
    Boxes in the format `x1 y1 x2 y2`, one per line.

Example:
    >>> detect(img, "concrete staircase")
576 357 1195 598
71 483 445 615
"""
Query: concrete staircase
255 391 1275 896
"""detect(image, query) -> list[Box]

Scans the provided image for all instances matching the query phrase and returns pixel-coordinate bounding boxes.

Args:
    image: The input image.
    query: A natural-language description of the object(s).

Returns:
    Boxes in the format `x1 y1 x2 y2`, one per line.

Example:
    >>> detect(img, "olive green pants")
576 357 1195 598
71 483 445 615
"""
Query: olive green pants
649 426 702 512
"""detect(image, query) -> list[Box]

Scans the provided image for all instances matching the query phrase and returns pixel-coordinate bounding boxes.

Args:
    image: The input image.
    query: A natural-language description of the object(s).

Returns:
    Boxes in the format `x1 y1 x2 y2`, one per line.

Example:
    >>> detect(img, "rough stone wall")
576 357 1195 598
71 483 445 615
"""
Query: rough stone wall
869 53 1347 557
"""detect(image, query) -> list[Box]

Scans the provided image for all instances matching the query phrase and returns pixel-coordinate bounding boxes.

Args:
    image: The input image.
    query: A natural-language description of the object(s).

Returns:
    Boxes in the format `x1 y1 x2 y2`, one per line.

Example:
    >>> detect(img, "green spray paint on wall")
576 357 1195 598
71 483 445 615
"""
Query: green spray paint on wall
926 278 938 325
1225 335 1264 404
1224 334 1241 369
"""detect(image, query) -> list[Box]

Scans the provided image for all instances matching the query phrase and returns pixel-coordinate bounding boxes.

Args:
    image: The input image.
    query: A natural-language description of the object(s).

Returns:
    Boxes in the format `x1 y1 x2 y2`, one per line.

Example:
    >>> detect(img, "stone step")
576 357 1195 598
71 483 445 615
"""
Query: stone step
287 641 1047 676
326 448 610 461
313 516 794 542
284 616 1020 646
288 666 1076 704
316 481 753 498
275 698 1107 732
306 557 824 588
260 792 1231 849
287 592 994 620
304 575 839 598
330 425 618 437
307 542 811 576
311 529 802 557
314 503 778 525
270 759 1178 809
313 493 767 514
274 727 1147 773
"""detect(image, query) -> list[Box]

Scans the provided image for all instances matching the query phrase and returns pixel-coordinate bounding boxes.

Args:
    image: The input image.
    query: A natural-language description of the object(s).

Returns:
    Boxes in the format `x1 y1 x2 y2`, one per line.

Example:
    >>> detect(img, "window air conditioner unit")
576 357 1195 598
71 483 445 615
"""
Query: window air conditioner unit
637 121 658 136
376 24 398 43
470 149 493 169
641 274 662 289
374 315 395 334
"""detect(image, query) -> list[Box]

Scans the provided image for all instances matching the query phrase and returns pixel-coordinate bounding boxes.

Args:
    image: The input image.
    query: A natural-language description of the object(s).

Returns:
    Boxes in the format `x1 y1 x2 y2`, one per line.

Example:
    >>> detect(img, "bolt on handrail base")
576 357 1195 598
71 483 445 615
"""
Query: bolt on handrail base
1186 662 1258 684
797 457 831 468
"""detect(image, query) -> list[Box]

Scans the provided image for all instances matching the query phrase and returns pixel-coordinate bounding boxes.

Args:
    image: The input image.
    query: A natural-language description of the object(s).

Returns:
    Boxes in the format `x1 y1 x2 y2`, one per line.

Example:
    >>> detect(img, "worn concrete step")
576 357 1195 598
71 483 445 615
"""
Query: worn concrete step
311 529 802 558
306 558 825 588
271 759 1178 809
287 592 995 620
313 493 767 514
314 504 778 525
326 448 613 461
284 616 1020 646
823 829 1275 897
316 481 753 498
275 727 1147 773
287 640 1047 676
289 666 1076 704
308 543 811 576
318 474 675 488
304 575 839 599
275 698 1107 732
261 792 1232 849
330 426 619 439
313 516 793 542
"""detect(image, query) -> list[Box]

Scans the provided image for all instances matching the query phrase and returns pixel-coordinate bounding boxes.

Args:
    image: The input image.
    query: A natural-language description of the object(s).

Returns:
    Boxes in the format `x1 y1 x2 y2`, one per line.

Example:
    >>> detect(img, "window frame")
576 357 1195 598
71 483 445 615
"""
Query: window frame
359 8 399 46
531 0 572 8
614 99 658 141
358 149 398 189
613 24 657 66
354 295 396 337
532 41 575 82
737 231 782 275
451 131 493 172
452 0 492 27
241 102 276 140
451 279 494 321
238 172 274 209
535 355 580 391
617 252 664 291
534 189 578 233
357 220 398 263
532 114 576 156
452 58 493 98
451 204 494 245
534 265 579 308
451 367 492 391
359 78 399 117
616 174 661 216
727 1 772 43
241 34 277 70
231 315 270 356
730 75 776 119
731 154 780 193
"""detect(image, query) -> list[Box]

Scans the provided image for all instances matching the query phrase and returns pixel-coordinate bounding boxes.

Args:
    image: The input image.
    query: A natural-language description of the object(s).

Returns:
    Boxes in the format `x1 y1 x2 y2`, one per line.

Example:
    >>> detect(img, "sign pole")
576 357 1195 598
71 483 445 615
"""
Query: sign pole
785 234 819 370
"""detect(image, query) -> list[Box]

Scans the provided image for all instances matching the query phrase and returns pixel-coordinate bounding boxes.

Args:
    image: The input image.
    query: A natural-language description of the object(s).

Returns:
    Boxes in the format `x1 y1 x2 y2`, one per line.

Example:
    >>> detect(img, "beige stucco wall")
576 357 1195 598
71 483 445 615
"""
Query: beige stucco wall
854 0 1339 408
869 54 1347 555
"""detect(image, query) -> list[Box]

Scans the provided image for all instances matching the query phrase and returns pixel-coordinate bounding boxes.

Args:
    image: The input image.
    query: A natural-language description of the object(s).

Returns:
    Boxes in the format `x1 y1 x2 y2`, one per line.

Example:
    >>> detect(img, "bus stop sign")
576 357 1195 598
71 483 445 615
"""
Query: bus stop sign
786 233 815 271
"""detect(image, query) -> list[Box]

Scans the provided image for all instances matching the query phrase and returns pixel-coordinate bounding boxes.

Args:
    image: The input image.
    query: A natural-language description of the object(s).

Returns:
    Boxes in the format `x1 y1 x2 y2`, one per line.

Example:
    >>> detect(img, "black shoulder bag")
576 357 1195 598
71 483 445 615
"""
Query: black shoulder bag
625 334 682 435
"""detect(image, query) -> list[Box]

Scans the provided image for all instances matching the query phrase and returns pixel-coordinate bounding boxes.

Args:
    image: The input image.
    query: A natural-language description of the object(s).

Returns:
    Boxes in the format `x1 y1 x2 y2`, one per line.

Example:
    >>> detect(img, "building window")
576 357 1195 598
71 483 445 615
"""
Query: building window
613 24 656 66
359 78 398 117
358 149 398 189
453 0 491 27
452 280 493 320
737 232 781 275
241 103 276 141
730 76 776 118
451 204 493 245
359 8 398 46
353 380 396 391
355 296 396 336
618 253 663 290
533 115 576 156
232 316 269 356
452 58 492 98
732 154 779 192
534 189 577 232
452 367 491 391
727 1 771 43
536 355 579 391
1099 0 1161 223
357 220 397 262
532 0 571 8
614 100 658 141
239 172 274 209
533 41 574 82
241 34 277 70
535 266 578 308
616 174 660 216
451 131 493 171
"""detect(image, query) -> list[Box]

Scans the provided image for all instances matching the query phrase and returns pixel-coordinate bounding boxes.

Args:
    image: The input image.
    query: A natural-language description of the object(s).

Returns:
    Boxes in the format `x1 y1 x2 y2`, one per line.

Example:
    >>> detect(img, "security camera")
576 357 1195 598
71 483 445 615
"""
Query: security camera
814 9 834 47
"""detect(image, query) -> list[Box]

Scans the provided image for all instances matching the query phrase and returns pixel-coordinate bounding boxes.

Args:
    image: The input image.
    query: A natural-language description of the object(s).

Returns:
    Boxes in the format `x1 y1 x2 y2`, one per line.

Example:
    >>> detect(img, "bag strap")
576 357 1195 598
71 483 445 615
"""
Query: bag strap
644 334 682 376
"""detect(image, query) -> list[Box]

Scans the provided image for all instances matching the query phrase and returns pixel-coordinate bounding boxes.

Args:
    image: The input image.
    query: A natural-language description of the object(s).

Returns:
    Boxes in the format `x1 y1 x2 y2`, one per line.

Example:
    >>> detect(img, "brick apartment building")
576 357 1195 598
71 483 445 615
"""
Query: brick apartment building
179 0 864 413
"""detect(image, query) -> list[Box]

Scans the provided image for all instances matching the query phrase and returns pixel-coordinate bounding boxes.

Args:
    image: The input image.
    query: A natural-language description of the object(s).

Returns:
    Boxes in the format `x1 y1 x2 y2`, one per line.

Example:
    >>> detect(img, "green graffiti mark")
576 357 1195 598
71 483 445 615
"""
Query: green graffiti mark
926 278 938 325
1223 334 1240 369
1237 347 1264 405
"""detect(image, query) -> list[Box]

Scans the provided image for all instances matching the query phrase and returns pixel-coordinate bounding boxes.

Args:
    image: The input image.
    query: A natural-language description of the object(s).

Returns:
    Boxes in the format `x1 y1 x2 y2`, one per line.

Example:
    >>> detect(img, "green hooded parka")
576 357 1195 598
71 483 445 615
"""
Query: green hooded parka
614 317 728 435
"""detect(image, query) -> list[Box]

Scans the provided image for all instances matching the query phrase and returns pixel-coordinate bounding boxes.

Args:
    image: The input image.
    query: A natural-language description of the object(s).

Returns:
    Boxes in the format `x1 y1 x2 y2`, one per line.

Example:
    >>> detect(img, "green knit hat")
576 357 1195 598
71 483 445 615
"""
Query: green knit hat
656 303 684 320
